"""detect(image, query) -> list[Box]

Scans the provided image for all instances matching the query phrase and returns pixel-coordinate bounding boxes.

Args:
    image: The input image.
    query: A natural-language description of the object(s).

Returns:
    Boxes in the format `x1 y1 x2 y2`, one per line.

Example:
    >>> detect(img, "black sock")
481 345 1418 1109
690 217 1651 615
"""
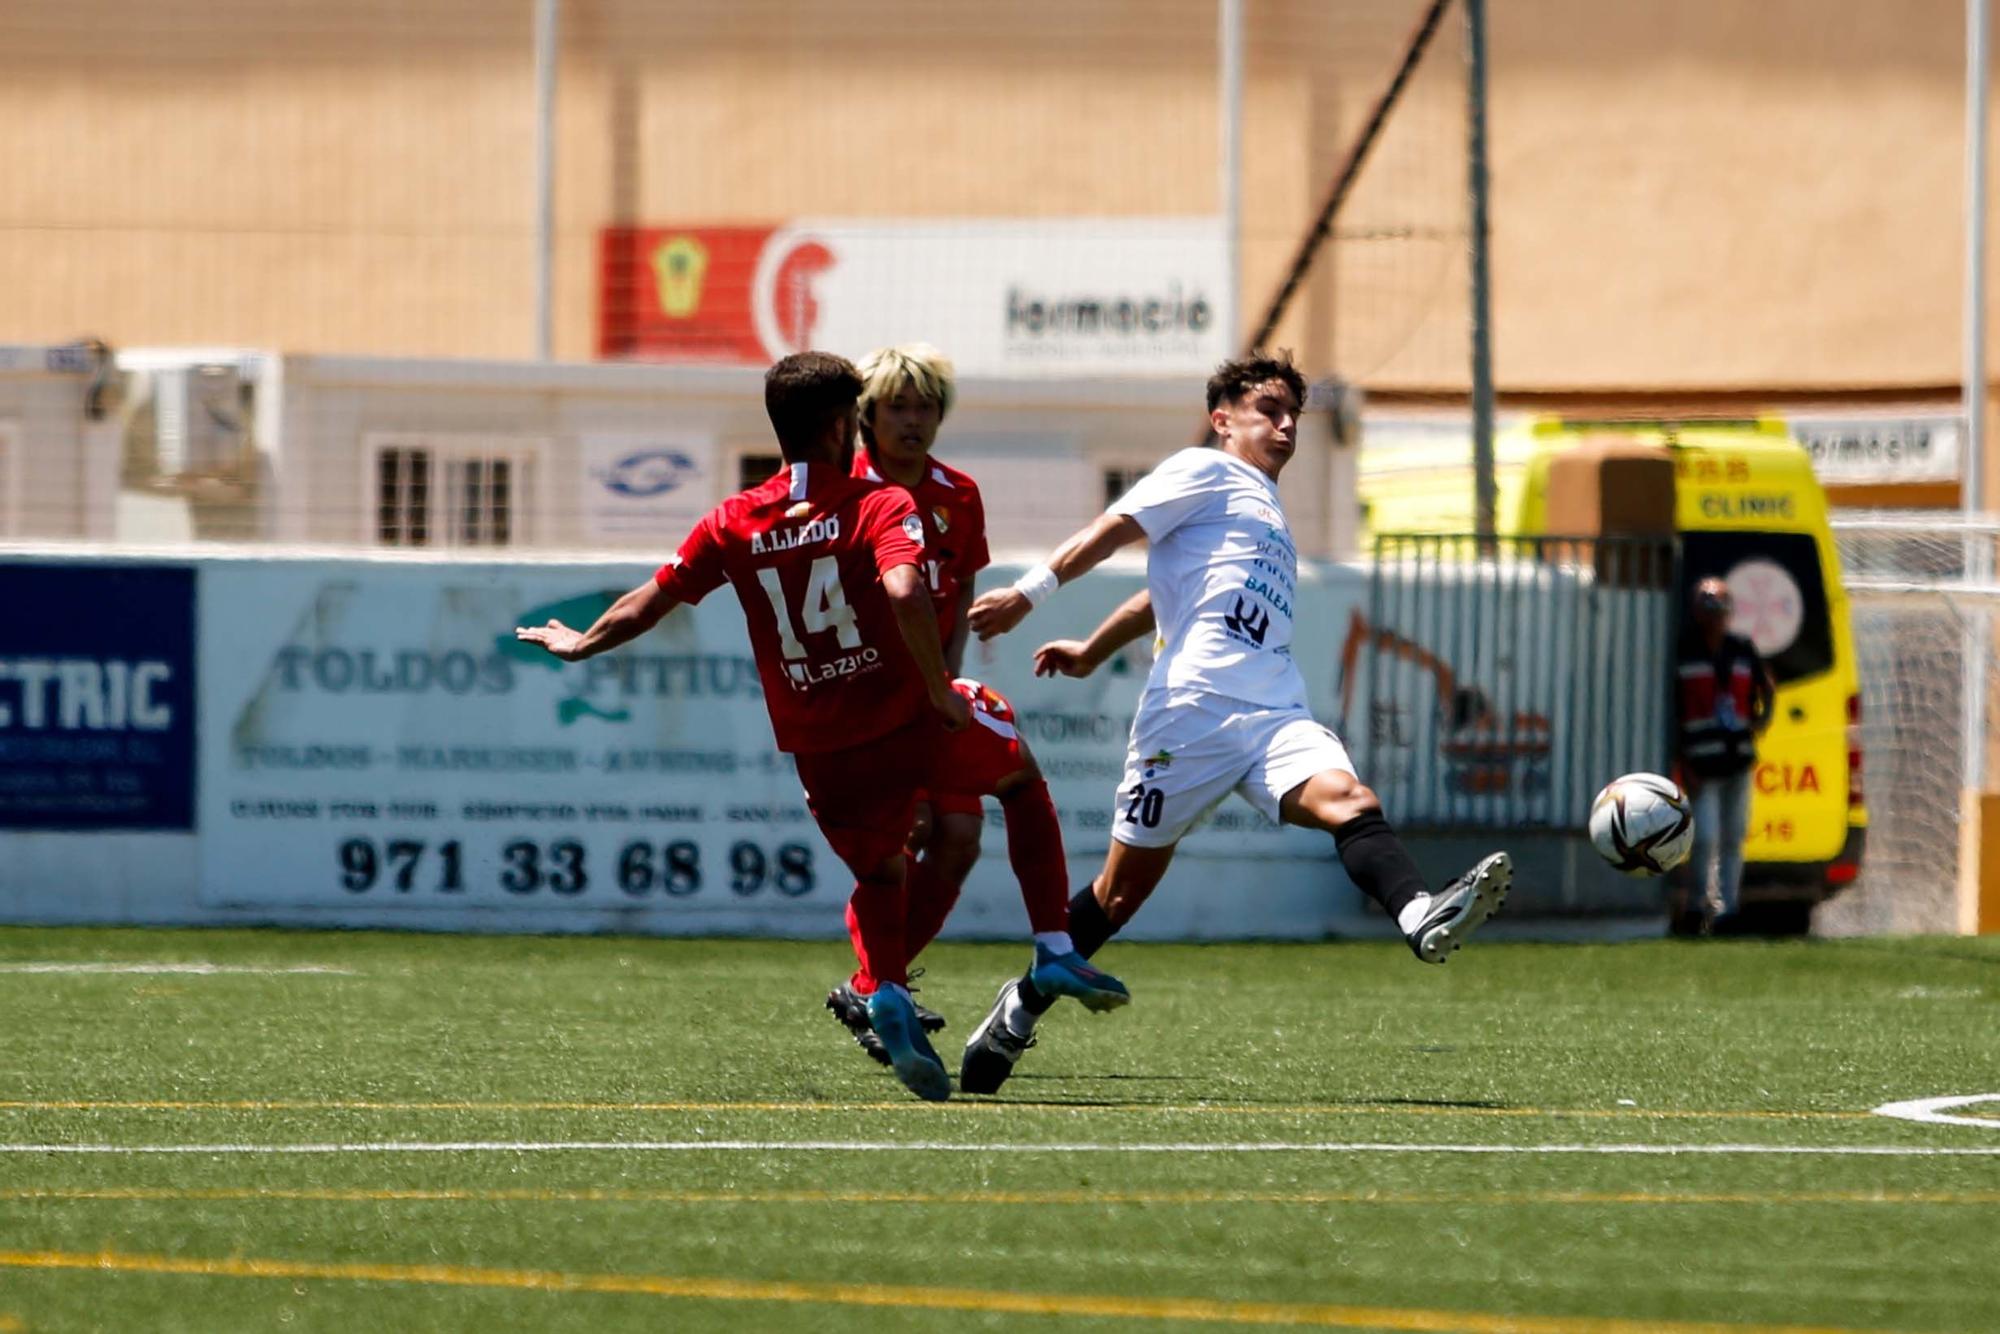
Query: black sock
1019 885 1119 1015
1333 808 1428 923
1067 884 1117 957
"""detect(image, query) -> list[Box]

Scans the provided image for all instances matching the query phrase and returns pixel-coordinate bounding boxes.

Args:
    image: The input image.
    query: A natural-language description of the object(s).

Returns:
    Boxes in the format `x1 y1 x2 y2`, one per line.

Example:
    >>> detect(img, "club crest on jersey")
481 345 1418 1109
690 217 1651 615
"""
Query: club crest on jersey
1141 749 1173 777
901 513 926 546
751 514 841 555
1223 594 1271 647
931 505 951 534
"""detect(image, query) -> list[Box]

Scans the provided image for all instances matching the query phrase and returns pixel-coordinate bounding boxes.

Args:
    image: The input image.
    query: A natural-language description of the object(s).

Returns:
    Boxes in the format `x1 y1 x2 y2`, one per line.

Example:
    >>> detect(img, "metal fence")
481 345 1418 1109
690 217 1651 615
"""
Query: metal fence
1356 533 1676 831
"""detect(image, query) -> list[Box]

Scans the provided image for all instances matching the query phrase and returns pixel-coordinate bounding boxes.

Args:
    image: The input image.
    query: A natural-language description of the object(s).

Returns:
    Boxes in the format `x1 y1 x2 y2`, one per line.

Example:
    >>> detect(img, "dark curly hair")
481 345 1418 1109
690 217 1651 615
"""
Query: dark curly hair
1205 352 1307 414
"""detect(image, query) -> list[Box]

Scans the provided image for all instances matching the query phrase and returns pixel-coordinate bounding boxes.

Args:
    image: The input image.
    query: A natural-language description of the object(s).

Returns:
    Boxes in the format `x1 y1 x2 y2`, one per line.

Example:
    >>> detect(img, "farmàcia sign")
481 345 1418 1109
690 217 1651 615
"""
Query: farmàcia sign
600 218 1229 375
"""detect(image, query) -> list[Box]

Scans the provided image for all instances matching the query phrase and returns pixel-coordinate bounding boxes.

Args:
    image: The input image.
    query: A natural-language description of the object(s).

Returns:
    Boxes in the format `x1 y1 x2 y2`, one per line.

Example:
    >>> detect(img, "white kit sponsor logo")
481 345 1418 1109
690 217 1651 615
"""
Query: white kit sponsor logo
751 515 841 556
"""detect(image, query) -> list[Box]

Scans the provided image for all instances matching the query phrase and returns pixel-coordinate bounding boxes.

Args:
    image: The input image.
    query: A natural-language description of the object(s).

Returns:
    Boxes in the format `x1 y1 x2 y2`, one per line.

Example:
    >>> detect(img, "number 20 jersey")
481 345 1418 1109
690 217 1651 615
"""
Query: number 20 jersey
653 460 928 755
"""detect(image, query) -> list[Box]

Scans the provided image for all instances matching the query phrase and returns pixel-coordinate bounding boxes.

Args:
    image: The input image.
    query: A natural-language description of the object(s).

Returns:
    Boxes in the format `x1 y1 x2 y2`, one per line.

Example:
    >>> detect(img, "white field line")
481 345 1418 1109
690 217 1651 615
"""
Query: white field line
2 1139 1999 1157
0 963 354 976
1872 1094 2000 1129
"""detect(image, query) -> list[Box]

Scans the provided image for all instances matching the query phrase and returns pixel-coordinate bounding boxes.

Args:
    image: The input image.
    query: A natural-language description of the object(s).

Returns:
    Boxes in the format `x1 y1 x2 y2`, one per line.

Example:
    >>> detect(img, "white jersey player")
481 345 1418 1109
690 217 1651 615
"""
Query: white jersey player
958 353 1511 1095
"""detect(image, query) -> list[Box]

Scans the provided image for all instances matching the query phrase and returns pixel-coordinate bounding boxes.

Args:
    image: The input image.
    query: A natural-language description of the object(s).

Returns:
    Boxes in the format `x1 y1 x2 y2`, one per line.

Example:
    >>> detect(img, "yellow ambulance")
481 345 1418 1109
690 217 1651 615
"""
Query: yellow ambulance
1361 416 1865 931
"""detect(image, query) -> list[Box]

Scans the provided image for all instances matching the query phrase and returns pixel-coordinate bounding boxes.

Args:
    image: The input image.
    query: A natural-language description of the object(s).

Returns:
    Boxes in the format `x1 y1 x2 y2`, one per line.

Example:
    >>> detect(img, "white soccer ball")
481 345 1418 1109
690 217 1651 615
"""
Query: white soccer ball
1588 772 1695 876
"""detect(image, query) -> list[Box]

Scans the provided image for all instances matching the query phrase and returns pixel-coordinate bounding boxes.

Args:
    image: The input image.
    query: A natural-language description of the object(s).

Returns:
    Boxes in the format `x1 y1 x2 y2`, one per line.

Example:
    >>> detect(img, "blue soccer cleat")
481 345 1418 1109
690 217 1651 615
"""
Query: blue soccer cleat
826 977 946 1068
866 984 952 1102
1027 946 1131 1014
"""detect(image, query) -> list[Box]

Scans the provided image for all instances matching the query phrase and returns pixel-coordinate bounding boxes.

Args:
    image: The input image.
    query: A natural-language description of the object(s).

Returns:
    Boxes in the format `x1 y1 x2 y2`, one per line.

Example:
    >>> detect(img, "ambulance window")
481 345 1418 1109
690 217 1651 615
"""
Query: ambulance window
1678 532 1833 684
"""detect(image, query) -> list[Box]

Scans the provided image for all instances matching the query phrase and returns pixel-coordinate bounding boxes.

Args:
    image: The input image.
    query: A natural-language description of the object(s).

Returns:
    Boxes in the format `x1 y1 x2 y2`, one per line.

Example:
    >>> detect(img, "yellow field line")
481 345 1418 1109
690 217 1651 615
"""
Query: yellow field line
0 1099 1876 1121
0 1247 1899 1333
4 1186 1998 1208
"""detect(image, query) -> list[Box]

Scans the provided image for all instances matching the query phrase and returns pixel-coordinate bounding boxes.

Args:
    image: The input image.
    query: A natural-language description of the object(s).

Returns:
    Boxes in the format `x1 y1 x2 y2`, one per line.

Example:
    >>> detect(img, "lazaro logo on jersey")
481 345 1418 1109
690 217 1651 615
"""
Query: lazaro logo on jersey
784 646 883 690
751 515 841 555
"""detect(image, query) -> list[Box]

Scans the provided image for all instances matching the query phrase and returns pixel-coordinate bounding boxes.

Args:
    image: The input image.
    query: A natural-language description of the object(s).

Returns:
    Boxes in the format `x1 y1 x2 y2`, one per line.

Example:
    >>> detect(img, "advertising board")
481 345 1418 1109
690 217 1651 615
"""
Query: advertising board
600 220 1228 376
0 562 197 832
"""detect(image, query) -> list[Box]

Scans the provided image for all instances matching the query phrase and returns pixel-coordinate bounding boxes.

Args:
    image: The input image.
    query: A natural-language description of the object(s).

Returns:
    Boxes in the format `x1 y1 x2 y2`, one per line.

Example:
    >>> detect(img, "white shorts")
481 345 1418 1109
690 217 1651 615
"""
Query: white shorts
1111 692 1357 848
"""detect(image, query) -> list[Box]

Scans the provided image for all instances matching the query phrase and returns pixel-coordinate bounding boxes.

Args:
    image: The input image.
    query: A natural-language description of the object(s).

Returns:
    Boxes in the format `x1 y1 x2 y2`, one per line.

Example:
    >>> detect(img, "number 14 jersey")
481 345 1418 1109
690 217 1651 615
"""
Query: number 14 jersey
653 460 928 755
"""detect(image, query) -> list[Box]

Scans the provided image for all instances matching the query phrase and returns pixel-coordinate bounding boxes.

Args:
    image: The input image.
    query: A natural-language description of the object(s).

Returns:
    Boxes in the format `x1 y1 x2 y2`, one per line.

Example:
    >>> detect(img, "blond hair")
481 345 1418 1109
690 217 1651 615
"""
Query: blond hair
856 343 956 438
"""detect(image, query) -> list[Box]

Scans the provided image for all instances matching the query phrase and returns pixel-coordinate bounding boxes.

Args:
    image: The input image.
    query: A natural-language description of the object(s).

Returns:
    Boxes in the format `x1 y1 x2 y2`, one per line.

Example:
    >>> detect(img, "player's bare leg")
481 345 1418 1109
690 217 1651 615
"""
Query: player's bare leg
960 836 1168 1095
1280 769 1510 963
899 804 979 1024
901 807 982 964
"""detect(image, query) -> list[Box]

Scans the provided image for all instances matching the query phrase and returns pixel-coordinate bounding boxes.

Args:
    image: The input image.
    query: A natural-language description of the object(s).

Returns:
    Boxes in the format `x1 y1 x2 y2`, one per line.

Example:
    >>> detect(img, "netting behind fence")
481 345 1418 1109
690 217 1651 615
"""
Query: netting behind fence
1819 514 2000 936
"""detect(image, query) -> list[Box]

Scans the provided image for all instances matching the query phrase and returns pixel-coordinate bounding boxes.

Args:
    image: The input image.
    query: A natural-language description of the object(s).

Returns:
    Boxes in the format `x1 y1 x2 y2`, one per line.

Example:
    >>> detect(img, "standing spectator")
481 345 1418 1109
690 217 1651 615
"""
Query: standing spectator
1674 576 1776 934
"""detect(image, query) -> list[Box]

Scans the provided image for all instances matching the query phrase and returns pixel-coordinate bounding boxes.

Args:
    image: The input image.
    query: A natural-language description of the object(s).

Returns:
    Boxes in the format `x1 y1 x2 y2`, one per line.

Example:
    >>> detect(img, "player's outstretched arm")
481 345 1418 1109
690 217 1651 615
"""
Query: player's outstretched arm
884 562 972 731
1034 589 1155 679
514 578 676 662
967 512 1145 641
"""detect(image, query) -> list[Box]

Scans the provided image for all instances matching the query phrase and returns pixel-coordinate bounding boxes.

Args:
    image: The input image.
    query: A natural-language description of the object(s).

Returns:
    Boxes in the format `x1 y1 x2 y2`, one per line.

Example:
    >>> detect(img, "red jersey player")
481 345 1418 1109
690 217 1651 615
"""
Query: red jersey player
516 352 971 1101
821 344 1129 1074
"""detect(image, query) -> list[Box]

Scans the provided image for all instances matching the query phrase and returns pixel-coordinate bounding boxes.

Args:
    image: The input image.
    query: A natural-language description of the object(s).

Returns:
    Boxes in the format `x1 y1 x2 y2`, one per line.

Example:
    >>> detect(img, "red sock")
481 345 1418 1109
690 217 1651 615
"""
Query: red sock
844 876 909 992
1000 779 1069 935
902 854 963 962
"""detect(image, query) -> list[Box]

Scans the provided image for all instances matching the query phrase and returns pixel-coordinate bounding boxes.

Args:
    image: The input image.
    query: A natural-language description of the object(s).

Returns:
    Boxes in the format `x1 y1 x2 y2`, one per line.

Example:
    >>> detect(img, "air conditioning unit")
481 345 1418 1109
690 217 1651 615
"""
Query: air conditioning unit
154 364 244 476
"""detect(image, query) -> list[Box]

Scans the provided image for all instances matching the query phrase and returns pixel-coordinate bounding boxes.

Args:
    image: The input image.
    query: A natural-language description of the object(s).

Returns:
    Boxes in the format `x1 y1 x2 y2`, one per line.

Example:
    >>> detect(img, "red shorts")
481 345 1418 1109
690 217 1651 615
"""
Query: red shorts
925 788 984 818
929 679 1029 807
793 681 1029 874
793 714 932 878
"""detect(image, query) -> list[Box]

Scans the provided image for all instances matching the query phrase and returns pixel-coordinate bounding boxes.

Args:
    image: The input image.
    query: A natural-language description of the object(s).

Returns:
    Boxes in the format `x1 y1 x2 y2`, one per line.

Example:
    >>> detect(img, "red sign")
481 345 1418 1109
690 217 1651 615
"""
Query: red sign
601 226 835 364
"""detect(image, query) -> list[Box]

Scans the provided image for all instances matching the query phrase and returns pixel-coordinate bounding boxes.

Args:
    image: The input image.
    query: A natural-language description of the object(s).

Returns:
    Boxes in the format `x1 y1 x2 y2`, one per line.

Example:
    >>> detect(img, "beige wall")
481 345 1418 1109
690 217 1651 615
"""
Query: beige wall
0 362 115 540
1489 0 1967 391
0 0 1987 393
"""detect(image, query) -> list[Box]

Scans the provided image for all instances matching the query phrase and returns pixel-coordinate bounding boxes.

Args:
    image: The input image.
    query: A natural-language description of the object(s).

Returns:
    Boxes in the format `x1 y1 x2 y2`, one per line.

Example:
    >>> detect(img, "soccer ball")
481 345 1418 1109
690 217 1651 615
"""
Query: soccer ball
1588 773 1695 876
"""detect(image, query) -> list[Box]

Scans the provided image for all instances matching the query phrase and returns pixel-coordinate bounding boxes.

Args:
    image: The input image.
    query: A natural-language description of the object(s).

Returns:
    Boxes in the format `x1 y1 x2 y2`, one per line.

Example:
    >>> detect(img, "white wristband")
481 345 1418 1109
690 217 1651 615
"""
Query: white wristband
1012 563 1059 608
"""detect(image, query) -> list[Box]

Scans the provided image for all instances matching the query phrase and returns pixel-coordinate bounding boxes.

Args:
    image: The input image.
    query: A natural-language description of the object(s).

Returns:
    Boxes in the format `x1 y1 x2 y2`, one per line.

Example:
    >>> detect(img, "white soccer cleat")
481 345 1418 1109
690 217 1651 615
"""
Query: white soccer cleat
1401 851 1511 964
959 977 1039 1095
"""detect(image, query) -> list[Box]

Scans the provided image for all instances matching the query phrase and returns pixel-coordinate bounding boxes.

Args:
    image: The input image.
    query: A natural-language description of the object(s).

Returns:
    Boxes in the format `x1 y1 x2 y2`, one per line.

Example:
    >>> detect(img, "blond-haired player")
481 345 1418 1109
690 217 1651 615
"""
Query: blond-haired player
823 343 1128 1065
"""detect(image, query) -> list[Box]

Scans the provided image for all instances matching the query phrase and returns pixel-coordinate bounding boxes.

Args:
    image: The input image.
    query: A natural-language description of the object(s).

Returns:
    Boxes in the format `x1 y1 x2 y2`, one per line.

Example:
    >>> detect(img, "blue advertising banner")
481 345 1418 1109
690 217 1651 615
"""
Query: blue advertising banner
0 563 197 830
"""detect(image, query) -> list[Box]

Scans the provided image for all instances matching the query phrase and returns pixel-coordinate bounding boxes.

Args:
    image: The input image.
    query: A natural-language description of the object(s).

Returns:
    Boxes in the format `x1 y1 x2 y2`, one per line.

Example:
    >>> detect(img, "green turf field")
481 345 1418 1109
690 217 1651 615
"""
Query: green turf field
0 927 1995 1332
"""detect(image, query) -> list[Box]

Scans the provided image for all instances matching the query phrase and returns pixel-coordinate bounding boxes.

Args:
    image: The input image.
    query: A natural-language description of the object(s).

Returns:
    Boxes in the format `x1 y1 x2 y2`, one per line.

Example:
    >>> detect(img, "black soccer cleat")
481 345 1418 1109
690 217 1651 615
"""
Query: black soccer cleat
958 977 1038 1095
827 980 946 1068
1404 851 1511 964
